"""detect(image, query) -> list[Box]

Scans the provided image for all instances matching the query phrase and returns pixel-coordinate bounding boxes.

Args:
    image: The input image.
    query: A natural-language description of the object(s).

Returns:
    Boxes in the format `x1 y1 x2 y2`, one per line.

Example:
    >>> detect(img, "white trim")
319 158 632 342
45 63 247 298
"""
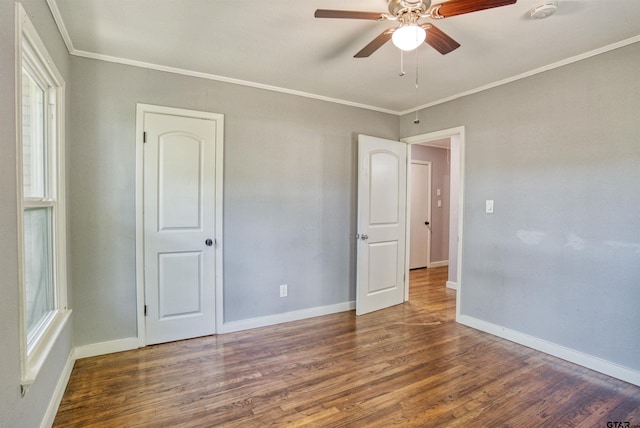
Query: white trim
72 49 397 116
75 337 139 359
23 311 71 388
81 49 397 115
44 0 640 116
458 314 640 387
445 281 457 291
55 85 68 310
16 2 70 389
455 130 465 320
15 1 26 382
135 103 224 346
45 0 75 54
72 38 640 117
135 107 145 347
39 348 74 428
399 36 640 116
220 301 355 334
44 0 391 115
403 127 464 144
404 144 412 301
401 126 465 319
429 260 448 268
74 301 354 355
416 139 451 150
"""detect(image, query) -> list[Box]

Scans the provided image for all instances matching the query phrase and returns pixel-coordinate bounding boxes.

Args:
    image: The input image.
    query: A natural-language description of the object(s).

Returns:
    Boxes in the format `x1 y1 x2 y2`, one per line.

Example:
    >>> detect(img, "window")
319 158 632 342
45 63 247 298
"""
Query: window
16 3 69 392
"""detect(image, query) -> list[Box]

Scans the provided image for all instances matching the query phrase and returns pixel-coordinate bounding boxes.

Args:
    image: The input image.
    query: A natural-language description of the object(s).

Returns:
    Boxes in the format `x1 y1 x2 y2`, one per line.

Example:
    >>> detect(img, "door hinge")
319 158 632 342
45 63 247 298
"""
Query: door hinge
144 305 147 316
143 131 147 143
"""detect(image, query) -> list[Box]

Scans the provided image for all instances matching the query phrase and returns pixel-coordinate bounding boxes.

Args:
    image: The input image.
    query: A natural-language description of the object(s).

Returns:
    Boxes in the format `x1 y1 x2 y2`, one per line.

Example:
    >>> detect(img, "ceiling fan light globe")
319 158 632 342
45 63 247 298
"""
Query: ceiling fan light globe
392 25 426 51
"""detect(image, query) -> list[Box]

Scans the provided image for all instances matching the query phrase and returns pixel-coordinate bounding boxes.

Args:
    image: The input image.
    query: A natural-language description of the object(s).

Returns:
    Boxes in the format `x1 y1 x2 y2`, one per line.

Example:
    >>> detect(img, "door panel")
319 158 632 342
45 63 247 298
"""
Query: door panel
356 135 407 315
158 134 202 230
410 162 432 269
368 242 399 293
158 252 202 317
144 112 217 345
370 152 400 224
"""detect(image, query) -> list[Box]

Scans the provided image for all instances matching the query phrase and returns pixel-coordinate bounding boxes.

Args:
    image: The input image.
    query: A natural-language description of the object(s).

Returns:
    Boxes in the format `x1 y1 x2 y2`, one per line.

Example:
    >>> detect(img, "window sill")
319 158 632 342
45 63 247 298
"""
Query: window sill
21 309 72 397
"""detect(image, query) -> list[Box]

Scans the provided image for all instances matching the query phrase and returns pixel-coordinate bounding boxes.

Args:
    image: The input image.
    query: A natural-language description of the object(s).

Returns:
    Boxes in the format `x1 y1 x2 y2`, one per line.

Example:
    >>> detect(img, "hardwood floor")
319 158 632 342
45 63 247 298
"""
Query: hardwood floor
54 267 640 427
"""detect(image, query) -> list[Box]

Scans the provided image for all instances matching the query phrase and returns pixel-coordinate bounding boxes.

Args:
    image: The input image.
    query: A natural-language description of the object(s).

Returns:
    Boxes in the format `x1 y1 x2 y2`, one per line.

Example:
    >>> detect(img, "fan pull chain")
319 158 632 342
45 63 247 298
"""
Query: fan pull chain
414 46 420 124
399 50 405 77
415 45 419 88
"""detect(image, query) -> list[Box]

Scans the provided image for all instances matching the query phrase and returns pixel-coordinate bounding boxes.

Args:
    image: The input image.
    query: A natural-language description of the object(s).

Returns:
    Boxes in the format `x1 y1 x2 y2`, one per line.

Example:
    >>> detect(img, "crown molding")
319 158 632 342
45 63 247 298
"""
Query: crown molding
399 35 640 116
46 0 75 53
46 0 640 117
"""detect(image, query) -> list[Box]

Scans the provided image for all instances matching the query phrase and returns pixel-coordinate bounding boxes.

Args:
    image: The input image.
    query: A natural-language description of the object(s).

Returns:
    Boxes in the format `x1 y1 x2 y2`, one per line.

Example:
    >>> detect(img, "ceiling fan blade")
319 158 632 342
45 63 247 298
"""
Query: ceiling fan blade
354 29 394 58
314 9 384 20
430 0 517 18
421 23 461 55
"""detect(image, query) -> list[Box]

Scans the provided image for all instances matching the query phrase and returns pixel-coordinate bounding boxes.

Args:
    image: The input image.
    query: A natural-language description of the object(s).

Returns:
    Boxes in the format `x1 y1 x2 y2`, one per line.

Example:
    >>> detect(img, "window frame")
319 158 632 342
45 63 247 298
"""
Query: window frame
15 3 70 394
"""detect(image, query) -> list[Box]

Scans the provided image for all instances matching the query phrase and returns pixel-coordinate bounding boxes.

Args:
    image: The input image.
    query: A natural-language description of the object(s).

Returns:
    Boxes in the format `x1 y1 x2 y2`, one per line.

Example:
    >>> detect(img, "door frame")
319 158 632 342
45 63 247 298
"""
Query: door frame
409 160 432 269
135 103 224 347
401 126 465 320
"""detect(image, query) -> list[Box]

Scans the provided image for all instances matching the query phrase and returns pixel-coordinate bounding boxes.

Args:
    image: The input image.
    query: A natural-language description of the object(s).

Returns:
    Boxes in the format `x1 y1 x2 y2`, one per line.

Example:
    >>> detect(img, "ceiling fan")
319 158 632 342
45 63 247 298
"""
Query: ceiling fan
314 0 517 57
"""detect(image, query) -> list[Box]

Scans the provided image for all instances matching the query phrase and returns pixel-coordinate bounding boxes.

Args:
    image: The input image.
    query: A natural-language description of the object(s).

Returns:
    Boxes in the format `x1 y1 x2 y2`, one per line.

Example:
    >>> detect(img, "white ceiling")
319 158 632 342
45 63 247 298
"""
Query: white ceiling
50 0 640 114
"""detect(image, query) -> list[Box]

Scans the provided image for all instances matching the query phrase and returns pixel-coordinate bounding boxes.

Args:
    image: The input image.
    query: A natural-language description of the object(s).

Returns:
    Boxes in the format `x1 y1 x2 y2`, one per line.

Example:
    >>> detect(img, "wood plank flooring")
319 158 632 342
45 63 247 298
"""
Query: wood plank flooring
54 267 640 427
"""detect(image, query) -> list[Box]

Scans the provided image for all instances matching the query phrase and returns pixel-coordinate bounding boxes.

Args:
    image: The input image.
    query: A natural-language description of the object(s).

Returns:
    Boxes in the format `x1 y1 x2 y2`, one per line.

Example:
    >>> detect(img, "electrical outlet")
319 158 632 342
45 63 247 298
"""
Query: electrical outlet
279 284 288 297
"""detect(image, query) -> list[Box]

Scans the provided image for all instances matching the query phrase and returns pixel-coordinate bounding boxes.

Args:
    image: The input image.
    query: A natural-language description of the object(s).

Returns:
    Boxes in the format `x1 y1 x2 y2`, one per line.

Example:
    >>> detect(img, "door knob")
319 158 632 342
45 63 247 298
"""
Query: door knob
205 239 213 247
425 221 430 225
360 234 369 240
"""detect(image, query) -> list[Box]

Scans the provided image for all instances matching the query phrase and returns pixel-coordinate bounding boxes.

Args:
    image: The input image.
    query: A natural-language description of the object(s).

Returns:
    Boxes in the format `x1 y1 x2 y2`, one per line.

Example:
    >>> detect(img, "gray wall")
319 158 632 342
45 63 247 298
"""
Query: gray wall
400 42 640 371
411 145 451 264
3 4 637 424
69 57 399 344
0 1 74 427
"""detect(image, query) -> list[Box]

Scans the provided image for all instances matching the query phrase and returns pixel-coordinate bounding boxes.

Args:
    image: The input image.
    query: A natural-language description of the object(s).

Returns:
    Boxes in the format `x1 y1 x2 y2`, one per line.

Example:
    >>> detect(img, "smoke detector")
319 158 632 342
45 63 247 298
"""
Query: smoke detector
530 1 558 19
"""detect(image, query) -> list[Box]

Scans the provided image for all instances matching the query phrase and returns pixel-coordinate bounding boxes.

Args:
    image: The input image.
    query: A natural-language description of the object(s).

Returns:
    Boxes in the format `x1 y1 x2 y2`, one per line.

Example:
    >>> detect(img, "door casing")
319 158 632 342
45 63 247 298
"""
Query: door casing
402 127 465 319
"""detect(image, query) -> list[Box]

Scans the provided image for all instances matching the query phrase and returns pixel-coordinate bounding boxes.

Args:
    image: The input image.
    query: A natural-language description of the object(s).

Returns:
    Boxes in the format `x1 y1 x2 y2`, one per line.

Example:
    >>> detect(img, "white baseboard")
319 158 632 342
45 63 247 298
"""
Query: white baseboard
429 260 449 268
457 314 640 387
74 337 139 359
446 281 457 290
40 348 75 428
73 302 356 358
220 301 355 334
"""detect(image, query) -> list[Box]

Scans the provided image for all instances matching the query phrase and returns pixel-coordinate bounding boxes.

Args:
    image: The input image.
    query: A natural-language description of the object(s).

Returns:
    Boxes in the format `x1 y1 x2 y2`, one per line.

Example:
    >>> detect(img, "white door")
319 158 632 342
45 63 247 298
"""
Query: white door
356 135 407 315
143 112 218 345
409 162 431 269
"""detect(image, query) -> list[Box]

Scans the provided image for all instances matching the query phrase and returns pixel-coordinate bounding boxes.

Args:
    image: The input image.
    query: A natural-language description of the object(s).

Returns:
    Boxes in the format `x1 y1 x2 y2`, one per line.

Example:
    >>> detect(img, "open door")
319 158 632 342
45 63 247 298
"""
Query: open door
356 135 407 315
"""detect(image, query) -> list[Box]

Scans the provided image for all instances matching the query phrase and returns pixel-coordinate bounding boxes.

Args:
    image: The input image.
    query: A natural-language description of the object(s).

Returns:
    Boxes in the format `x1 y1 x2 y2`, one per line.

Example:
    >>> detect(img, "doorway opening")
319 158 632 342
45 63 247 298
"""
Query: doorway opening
402 127 464 319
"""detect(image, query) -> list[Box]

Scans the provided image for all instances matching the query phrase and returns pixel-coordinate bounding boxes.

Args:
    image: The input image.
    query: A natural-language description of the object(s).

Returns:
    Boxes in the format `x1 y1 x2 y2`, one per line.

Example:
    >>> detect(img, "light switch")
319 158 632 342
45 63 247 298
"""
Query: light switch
438 200 442 208
437 188 441 196
485 200 494 214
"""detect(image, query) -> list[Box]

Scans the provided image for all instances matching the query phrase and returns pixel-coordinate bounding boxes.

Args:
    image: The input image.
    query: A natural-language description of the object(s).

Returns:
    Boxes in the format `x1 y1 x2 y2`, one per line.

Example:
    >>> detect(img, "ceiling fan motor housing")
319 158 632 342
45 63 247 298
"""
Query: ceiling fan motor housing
388 0 431 16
